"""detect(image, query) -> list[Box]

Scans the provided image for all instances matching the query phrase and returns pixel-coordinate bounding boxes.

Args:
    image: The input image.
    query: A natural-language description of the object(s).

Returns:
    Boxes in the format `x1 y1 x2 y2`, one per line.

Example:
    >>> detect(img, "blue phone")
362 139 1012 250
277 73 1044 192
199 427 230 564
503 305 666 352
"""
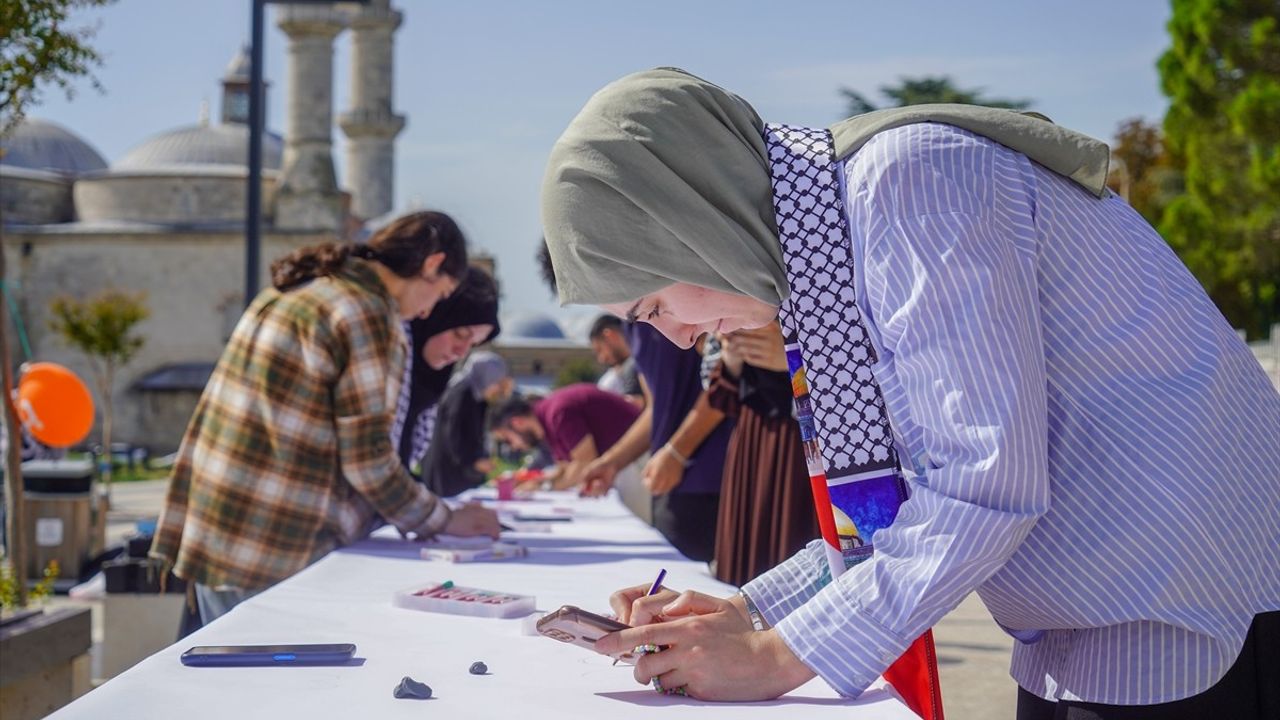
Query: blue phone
180 643 356 667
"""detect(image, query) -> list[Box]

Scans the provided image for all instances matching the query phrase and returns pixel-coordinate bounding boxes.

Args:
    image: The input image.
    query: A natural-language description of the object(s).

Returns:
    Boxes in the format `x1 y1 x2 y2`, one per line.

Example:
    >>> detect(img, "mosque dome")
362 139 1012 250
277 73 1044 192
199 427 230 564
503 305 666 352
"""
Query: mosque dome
505 313 568 340
74 122 285 226
0 118 103 225
0 118 107 176
115 123 282 172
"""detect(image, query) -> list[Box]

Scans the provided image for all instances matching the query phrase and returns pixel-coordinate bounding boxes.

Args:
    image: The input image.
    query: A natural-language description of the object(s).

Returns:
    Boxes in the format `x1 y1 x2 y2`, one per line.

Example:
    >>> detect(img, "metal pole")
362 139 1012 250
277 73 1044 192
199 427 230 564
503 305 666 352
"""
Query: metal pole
245 0 265 307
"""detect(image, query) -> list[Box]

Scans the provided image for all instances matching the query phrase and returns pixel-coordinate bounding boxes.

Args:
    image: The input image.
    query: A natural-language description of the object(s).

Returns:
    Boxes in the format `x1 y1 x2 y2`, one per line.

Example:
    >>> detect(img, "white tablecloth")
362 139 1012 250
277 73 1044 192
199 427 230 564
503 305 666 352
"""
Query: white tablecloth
49 491 915 719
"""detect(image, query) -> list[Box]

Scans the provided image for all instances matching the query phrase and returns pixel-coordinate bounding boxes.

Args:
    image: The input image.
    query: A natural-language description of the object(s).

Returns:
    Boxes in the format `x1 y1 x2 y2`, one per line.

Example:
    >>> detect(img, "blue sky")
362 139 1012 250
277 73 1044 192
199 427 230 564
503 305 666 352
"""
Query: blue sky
32 0 1173 334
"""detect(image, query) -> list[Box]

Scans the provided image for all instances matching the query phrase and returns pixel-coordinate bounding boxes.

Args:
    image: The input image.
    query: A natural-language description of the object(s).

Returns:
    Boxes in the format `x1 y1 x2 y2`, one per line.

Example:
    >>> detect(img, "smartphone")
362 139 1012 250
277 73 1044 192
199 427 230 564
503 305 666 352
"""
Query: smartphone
180 643 357 667
536 605 638 664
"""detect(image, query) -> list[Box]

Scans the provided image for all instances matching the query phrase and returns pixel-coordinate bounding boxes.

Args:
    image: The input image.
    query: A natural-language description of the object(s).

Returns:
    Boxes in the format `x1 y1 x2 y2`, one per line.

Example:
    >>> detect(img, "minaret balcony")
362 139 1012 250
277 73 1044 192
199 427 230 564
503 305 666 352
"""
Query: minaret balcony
338 109 405 139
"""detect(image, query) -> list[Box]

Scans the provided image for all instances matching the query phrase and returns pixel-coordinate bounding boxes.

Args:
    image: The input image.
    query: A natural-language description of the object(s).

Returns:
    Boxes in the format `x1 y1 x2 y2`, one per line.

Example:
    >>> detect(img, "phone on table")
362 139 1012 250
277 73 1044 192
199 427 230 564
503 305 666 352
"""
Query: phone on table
536 605 638 664
180 643 357 667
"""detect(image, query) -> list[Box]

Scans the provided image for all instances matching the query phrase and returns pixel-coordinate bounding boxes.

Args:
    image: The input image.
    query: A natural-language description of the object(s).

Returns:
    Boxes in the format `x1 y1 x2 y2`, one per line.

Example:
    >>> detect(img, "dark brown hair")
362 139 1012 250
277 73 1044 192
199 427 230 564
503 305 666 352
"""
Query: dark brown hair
270 211 468 291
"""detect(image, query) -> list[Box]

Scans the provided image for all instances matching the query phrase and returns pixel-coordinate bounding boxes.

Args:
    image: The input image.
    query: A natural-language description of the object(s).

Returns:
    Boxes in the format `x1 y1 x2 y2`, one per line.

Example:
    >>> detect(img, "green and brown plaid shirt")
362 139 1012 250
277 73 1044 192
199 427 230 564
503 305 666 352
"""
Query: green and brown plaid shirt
151 260 451 590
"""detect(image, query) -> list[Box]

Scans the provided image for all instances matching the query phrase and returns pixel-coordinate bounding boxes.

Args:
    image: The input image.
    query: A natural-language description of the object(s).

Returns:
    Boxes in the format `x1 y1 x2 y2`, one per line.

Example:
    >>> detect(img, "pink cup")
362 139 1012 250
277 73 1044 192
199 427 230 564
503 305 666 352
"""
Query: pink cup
497 474 515 501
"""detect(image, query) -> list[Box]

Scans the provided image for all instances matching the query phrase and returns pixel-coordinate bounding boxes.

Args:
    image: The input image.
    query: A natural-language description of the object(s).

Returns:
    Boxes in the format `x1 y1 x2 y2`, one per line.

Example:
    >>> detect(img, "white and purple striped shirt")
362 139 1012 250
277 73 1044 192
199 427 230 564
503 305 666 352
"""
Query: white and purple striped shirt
743 123 1280 705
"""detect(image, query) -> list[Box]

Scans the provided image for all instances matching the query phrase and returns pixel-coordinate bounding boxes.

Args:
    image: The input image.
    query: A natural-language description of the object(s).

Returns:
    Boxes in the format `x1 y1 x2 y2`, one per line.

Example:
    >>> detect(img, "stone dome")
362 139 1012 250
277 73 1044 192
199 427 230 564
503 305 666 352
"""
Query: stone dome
0 118 107 175
115 123 282 171
505 313 567 340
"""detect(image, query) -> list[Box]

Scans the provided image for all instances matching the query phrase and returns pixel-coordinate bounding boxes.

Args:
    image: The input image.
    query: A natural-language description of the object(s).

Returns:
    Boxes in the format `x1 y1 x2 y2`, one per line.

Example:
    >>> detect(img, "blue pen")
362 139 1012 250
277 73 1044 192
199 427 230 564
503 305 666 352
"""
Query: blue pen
645 568 667 597
614 568 667 665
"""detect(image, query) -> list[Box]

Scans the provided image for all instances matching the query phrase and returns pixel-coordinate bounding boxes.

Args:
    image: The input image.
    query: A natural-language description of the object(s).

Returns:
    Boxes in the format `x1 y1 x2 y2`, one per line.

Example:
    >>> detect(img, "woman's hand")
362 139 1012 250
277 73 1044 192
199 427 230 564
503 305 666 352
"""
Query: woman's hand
716 331 745 378
595 591 815 701
608 583 682 625
724 321 787 372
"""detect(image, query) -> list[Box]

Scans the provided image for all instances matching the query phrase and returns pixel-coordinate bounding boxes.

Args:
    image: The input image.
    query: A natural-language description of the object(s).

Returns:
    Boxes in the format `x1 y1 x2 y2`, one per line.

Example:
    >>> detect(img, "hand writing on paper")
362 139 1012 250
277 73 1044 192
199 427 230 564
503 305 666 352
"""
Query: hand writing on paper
442 502 502 539
595 590 815 701
608 583 682 625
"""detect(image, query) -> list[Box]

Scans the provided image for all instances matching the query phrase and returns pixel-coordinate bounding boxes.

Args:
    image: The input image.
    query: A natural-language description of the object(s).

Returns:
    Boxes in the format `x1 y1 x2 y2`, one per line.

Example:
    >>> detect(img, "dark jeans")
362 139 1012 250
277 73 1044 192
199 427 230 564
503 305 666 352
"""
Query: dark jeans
1017 611 1279 720
652 492 720 563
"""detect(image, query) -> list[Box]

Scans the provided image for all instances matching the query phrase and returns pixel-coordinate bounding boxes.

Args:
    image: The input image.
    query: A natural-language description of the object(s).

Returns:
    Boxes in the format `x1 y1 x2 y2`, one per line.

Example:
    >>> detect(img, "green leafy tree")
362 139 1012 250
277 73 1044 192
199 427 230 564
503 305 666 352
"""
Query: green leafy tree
49 290 148 497
0 0 115 136
1158 0 1280 339
554 358 602 389
840 76 1032 116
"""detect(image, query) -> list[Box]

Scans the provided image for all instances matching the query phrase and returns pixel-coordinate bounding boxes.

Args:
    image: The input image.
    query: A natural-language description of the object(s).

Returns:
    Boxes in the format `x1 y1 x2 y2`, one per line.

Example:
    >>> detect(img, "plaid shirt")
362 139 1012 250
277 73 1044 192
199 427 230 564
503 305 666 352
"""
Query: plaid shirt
151 260 451 590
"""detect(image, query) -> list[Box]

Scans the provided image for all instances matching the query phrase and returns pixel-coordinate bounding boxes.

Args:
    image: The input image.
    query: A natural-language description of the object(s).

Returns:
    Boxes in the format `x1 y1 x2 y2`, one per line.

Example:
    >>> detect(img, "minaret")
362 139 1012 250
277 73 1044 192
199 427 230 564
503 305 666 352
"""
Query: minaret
221 45 252 125
339 0 405 222
273 4 345 232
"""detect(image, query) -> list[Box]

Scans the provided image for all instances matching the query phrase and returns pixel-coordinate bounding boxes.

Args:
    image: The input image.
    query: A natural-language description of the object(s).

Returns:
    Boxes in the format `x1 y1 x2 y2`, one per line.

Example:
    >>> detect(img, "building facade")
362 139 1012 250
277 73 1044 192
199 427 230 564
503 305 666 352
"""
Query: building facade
1 3 408 452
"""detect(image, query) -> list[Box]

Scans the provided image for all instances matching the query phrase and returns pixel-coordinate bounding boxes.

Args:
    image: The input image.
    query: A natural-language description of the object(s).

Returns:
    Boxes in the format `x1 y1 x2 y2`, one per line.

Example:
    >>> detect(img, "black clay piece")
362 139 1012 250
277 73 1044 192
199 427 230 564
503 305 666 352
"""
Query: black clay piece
469 661 488 675
393 676 433 700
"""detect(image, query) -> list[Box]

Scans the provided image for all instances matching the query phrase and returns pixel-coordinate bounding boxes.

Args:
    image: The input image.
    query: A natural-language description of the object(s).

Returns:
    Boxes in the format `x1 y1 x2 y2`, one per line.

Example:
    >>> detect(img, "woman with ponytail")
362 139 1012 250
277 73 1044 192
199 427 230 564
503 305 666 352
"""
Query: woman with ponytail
152 211 501 624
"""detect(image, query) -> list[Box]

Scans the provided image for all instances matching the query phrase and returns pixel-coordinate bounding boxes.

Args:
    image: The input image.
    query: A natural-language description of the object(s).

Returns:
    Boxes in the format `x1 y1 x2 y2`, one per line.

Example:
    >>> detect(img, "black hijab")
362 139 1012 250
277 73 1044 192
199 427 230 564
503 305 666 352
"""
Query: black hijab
398 268 501 466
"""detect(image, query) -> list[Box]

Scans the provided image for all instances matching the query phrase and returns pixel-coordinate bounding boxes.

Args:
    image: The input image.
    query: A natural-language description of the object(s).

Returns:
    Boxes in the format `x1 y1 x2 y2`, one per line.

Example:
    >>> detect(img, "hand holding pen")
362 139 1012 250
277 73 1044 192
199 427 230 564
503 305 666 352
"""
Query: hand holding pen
612 568 667 665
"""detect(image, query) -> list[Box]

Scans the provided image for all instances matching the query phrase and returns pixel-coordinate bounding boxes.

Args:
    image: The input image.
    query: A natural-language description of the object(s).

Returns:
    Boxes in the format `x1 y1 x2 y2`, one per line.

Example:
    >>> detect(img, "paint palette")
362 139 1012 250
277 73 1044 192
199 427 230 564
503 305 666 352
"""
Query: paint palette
419 540 528 563
392 581 536 618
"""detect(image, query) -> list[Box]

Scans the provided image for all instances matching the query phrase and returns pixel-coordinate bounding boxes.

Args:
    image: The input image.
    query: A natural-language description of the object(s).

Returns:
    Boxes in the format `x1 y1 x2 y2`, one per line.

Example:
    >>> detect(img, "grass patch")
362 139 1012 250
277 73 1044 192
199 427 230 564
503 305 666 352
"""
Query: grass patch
64 452 171 483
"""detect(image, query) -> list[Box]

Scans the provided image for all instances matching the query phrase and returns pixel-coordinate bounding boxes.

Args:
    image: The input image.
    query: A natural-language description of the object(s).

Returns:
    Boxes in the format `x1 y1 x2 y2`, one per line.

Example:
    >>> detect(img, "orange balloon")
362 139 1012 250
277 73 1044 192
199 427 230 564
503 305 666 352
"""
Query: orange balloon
16 362 95 448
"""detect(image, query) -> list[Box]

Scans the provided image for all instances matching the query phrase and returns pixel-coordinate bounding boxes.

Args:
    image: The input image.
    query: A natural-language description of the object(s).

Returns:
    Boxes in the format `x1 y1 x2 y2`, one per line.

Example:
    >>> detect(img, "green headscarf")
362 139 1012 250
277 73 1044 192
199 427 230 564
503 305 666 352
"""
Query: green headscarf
541 68 1110 308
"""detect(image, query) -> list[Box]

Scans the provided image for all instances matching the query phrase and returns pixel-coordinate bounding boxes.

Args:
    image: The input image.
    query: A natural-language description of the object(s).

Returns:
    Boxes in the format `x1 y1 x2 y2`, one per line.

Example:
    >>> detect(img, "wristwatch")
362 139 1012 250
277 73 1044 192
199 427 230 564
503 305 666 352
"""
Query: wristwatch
738 590 766 631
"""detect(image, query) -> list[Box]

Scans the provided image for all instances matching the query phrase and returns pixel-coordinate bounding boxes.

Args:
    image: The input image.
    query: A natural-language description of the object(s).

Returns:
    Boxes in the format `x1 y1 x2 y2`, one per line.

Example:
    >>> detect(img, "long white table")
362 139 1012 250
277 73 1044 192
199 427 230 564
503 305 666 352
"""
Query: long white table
48 491 915 719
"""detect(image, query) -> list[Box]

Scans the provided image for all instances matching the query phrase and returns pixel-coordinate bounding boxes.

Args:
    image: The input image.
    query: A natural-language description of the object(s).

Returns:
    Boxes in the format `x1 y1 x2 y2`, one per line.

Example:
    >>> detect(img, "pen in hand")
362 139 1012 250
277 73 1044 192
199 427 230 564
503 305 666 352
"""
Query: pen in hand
614 568 667 666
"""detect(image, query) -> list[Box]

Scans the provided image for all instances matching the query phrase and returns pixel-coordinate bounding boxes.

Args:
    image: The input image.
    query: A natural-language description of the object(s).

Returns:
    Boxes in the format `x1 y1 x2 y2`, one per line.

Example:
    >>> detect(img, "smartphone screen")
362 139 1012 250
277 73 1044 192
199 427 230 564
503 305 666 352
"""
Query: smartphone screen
180 643 356 667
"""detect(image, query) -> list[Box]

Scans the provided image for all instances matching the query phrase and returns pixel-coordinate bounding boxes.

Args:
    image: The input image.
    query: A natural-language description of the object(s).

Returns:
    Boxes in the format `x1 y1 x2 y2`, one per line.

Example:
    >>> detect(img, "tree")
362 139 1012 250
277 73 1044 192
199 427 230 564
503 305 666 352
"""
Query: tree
840 76 1032 116
1107 117 1180 226
0 0 115 136
49 290 148 498
1157 0 1280 339
1 241 29 606
554 358 601 389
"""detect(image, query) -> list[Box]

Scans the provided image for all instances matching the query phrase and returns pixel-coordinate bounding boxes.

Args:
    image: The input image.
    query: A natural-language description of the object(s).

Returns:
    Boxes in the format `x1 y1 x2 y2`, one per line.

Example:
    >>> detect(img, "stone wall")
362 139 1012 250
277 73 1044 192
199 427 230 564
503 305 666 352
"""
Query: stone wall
2 227 329 451
0 169 74 225
489 344 599 387
74 171 278 225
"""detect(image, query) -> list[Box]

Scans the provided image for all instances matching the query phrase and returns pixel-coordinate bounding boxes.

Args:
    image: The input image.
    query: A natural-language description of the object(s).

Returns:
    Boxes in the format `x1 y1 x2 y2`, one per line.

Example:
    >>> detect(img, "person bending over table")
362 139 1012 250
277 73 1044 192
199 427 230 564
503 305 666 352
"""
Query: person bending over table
420 351 513 498
152 211 501 624
488 385 640 491
541 69 1280 718
578 321 733 562
392 268 501 479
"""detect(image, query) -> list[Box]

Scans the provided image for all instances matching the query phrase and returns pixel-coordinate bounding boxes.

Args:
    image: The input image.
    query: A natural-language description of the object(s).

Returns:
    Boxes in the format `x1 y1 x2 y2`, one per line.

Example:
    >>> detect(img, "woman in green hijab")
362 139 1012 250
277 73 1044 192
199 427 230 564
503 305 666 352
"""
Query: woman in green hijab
542 67 1280 720
541 67 849 705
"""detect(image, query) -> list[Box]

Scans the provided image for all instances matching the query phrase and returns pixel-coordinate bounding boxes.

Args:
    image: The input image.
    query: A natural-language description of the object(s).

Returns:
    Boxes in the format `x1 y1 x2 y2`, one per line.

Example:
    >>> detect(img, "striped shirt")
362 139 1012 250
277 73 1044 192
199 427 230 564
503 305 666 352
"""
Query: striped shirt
742 123 1280 705
152 260 451 591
